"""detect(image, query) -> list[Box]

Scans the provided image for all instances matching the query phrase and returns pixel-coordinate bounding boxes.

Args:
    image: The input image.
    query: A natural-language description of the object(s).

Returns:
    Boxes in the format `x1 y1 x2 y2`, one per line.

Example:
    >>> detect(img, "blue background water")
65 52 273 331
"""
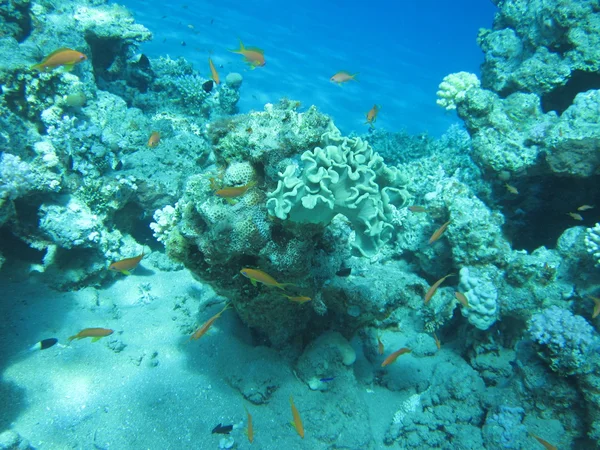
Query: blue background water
119 0 497 136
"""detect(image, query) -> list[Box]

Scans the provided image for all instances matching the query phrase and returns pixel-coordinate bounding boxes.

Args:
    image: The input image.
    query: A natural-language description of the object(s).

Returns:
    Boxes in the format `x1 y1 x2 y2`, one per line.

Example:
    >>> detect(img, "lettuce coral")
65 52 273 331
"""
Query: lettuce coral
266 123 409 257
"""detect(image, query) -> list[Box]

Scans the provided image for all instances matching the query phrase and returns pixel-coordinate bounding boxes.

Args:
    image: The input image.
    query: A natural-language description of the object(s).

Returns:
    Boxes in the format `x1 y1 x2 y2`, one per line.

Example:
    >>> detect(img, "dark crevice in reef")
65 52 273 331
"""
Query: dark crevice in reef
84 34 124 82
113 202 160 251
0 226 44 265
541 70 600 115
0 0 33 43
498 175 600 252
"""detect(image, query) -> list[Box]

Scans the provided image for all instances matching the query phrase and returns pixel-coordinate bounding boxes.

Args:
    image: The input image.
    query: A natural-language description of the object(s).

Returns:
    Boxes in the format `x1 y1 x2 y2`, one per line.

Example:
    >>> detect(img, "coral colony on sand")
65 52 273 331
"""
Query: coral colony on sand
2 0 600 448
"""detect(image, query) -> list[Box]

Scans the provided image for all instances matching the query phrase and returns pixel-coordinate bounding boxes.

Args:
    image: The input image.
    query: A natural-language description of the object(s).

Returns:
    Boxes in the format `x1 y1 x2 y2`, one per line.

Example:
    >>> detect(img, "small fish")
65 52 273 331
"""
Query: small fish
240 268 295 290
202 80 214 93
208 57 220 85
589 296 600 319
109 250 144 275
187 24 195 29
30 337 58 351
212 424 233 435
365 104 380 127
376 336 384 355
433 332 441 350
31 48 87 71
336 267 352 277
408 205 429 213
578 205 594 211
567 212 583 221
246 127 253 133
244 405 254 443
454 291 470 308
215 181 257 198
505 183 518 194
280 294 311 303
428 220 451 244
381 347 411 367
68 328 114 342
147 131 160 147
289 396 304 439
319 377 335 382
529 432 557 450
229 40 265 68
424 274 454 304
330 71 358 84
190 303 231 341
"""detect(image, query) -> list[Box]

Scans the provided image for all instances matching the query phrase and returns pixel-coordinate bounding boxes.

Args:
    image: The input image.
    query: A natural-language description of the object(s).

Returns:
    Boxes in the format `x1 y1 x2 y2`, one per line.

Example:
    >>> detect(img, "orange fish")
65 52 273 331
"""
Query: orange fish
454 291 470 308
330 71 358 84
280 294 311 303
424 274 454 304
147 131 160 147
215 181 256 198
428 220 451 244
365 104 381 127
289 396 304 438
589 296 600 319
68 328 114 342
208 57 220 85
230 40 265 68
377 335 384 355
529 432 557 450
244 405 254 443
408 205 429 213
240 268 295 290
567 212 583 221
381 347 411 367
109 250 144 275
433 332 441 350
31 48 87 71
190 303 231 341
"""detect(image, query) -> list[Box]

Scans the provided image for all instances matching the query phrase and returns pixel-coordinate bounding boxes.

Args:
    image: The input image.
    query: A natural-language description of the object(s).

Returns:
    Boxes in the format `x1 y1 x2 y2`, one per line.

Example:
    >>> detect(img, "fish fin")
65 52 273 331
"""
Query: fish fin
45 47 74 58
229 39 244 54
63 64 75 72
250 278 257 287
120 270 131 276
91 337 102 342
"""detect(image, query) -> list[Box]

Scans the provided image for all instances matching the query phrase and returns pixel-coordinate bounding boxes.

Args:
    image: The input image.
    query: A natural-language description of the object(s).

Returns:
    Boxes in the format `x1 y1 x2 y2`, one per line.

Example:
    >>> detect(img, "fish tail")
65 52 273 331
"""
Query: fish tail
30 63 43 71
351 73 359 81
276 283 292 290
229 39 245 54
67 335 77 342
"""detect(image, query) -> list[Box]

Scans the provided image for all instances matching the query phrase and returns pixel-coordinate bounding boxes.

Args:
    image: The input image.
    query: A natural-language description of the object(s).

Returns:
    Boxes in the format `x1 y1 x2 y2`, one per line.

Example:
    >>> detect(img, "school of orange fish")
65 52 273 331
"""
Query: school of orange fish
28 42 569 449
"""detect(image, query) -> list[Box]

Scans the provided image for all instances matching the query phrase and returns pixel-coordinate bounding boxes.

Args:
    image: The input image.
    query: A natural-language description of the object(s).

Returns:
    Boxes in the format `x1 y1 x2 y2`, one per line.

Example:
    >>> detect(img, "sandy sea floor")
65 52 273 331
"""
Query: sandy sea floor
0 255 402 449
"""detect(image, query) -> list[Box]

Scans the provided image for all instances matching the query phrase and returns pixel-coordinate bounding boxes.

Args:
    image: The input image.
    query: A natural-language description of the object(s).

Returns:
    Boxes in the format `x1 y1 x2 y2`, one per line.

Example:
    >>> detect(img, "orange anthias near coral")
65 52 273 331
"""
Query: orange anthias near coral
109 250 144 275
31 48 87 71
230 40 265 68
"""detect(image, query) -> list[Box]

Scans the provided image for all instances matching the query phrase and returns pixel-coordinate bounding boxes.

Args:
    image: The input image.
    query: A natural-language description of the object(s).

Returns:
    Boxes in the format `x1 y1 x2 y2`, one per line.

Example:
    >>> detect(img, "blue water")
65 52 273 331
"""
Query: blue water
119 0 497 136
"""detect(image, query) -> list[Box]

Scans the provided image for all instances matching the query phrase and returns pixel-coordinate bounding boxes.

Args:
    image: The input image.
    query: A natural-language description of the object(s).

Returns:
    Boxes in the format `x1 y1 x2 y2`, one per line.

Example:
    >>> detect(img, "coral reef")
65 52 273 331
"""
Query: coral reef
528 306 597 376
267 122 410 256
